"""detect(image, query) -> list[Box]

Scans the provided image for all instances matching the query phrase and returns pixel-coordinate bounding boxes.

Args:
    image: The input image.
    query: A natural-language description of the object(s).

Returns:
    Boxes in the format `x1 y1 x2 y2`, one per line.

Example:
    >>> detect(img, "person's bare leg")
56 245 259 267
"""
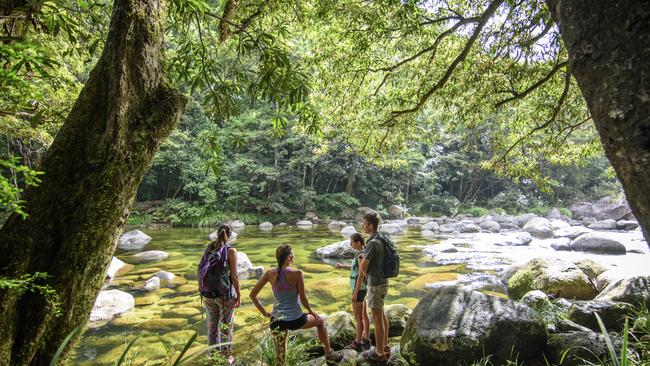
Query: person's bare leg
271 329 288 366
371 308 385 356
383 310 389 345
352 301 363 343
362 301 370 340
300 313 331 354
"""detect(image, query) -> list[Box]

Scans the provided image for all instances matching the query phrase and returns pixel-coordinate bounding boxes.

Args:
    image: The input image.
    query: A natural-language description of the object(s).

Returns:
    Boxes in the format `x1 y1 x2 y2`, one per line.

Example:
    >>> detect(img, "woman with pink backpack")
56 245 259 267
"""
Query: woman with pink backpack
197 223 241 364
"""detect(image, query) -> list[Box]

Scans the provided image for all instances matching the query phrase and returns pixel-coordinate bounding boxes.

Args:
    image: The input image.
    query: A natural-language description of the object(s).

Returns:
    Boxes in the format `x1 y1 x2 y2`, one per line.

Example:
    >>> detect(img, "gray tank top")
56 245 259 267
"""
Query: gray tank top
271 267 303 321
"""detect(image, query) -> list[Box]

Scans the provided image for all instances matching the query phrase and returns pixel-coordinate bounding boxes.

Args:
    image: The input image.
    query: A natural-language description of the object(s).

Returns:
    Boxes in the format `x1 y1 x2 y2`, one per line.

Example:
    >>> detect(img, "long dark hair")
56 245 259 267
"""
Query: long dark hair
275 244 292 280
204 223 232 256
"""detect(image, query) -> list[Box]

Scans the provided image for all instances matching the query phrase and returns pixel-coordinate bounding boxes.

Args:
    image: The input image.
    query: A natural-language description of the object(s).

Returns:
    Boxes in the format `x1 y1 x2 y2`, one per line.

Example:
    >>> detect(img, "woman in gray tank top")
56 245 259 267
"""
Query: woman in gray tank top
250 244 342 365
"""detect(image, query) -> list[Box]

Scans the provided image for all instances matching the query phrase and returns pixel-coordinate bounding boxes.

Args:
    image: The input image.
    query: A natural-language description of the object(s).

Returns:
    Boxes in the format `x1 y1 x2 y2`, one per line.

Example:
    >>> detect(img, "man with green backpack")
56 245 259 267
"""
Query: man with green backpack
356 212 400 363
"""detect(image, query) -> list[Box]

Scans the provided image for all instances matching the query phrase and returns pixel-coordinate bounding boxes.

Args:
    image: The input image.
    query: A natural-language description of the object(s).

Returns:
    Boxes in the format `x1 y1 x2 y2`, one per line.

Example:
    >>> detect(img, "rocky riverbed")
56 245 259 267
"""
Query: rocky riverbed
74 204 650 365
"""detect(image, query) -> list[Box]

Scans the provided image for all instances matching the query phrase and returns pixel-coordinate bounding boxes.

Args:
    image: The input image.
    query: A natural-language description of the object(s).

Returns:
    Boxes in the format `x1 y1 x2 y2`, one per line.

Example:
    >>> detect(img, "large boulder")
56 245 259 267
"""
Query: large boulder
570 202 594 220
514 213 538 228
296 220 314 227
458 222 480 233
401 286 547 365
106 257 129 280
595 268 650 290
553 226 593 239
340 226 357 236
421 229 436 238
129 250 169 264
379 223 403 235
90 290 135 322
549 237 572 251
388 205 406 219
571 233 626 255
588 219 617 230
523 217 553 238
546 208 563 220
595 276 650 305
567 300 633 332
230 220 245 228
506 258 597 300
478 220 500 233
549 219 570 230
305 212 319 223
315 240 356 259
421 221 440 231
546 331 623 366
118 230 152 250
573 259 609 281
296 312 355 351
259 222 273 230
482 232 533 246
617 220 639 230
385 304 412 337
593 202 633 221
328 220 347 229
236 252 264 279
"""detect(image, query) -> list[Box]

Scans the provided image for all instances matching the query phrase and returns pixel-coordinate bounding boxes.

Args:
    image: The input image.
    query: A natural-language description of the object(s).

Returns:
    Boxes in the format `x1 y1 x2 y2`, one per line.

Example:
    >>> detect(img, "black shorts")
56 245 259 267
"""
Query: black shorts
270 313 308 331
354 289 367 303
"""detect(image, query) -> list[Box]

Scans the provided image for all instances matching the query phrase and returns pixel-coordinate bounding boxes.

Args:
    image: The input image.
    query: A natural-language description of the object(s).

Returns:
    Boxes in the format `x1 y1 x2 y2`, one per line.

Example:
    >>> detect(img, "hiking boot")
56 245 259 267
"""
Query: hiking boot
361 349 388 363
343 340 363 352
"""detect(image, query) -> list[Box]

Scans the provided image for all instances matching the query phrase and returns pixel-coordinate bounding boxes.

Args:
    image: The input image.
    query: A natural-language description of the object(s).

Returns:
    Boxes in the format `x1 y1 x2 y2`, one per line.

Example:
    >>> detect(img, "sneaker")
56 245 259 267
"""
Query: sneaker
344 340 363 352
325 350 343 363
361 349 388 363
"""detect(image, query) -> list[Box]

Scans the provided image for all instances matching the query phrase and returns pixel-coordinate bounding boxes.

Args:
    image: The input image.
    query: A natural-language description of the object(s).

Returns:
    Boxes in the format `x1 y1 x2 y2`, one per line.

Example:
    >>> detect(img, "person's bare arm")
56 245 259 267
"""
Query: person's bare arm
249 271 271 317
354 258 369 300
227 247 241 307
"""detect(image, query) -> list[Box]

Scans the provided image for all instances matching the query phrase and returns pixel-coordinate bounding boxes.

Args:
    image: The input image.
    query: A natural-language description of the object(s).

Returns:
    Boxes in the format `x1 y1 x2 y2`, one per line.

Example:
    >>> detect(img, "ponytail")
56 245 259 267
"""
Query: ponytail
204 223 232 256
275 244 292 281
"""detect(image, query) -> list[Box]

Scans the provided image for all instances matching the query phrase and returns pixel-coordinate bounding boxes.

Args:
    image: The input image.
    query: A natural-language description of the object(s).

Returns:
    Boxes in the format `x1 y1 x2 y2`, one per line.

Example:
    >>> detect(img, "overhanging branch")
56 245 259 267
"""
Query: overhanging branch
494 60 567 108
386 0 505 124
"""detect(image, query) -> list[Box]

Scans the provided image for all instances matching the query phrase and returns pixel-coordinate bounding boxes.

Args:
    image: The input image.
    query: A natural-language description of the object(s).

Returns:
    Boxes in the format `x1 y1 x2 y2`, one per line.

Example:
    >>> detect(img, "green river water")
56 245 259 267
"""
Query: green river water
71 225 477 365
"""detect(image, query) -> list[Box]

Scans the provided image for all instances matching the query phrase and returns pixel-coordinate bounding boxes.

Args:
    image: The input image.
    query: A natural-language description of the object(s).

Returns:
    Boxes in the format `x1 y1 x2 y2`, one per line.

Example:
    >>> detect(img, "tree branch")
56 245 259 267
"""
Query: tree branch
497 67 572 162
218 0 240 43
494 60 567 108
386 0 505 124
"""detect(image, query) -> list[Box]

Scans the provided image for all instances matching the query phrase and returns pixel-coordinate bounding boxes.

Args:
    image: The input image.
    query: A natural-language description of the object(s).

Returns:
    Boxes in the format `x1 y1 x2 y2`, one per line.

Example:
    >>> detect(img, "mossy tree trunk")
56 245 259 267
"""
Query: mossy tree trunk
0 0 186 364
548 0 650 245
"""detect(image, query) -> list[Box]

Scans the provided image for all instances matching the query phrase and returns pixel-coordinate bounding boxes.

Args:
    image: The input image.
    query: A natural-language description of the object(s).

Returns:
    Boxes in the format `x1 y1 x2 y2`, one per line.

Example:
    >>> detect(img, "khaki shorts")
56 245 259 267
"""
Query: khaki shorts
367 284 388 309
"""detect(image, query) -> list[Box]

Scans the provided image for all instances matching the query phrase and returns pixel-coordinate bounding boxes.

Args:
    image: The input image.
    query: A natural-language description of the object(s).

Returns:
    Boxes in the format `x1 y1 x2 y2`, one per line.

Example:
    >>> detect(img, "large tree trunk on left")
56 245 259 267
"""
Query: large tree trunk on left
547 0 650 247
0 0 186 364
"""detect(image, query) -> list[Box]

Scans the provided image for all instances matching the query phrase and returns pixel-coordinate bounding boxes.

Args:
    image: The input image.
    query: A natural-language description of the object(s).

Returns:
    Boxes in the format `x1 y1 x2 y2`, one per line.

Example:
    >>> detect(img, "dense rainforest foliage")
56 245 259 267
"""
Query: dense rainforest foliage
0 0 620 225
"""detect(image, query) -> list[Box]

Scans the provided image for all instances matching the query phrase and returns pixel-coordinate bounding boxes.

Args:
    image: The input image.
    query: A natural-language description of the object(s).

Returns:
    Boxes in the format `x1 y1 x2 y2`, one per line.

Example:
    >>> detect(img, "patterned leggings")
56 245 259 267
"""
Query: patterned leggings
204 297 236 353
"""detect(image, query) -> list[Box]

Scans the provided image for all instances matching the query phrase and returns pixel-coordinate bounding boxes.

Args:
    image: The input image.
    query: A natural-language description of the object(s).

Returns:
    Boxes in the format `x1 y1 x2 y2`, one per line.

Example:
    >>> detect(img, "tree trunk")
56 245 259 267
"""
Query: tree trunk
0 0 186 364
547 0 650 245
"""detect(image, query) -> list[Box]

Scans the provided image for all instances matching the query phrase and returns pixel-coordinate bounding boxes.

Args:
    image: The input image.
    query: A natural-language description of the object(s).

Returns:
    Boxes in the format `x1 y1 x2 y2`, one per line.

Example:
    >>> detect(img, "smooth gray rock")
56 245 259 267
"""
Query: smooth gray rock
385 304 412 337
90 290 135 322
106 257 128 280
340 225 358 236
506 258 597 300
523 217 553 238
550 237 572 251
259 222 273 229
118 230 152 250
130 250 169 264
554 225 593 239
230 220 245 228
479 220 501 233
617 219 639 230
571 233 626 255
567 300 633 332
421 221 440 231
315 240 355 259
401 286 546 366
379 223 404 235
546 331 623 366
296 220 314 226
595 275 650 305
514 213 538 228
588 219 617 230
144 276 161 292
388 205 406 219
